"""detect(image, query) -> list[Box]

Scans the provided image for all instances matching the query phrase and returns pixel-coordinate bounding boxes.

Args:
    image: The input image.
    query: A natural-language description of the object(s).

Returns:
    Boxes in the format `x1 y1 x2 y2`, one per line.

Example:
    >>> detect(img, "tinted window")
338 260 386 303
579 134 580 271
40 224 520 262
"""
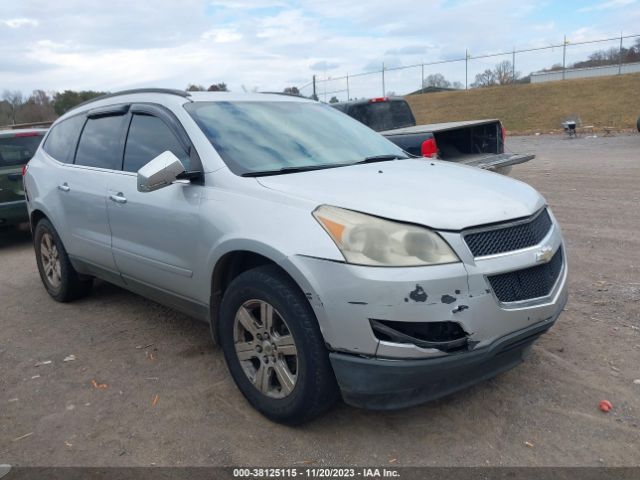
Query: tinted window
349 100 415 132
74 115 125 170
123 114 190 173
0 134 44 167
43 115 85 163
185 101 405 176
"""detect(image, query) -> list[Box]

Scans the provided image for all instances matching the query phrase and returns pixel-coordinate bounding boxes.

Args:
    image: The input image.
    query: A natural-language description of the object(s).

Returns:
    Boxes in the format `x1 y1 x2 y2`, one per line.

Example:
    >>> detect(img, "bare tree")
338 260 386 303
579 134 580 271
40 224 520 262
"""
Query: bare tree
2 90 24 124
186 84 206 91
471 60 519 87
283 86 300 95
494 60 520 85
471 69 497 88
20 90 56 123
207 83 228 91
423 73 451 88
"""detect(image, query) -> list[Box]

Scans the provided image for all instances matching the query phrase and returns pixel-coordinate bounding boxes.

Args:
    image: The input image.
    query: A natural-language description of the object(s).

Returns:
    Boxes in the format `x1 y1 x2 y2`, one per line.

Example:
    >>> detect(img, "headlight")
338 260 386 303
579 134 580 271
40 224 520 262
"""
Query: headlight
313 205 459 267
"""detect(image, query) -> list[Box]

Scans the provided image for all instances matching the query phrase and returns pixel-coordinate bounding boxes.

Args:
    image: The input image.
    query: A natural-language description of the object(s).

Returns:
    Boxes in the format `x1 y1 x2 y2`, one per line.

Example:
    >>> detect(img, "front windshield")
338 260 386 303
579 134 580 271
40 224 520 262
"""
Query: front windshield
185 101 406 176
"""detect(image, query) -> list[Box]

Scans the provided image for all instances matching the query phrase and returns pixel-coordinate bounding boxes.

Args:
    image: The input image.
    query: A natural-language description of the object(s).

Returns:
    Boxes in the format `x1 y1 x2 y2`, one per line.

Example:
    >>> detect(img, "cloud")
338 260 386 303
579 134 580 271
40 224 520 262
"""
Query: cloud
310 61 340 71
532 21 555 31
384 45 429 56
363 57 402 72
209 0 287 8
201 28 242 42
3 18 39 28
0 0 638 99
579 0 635 12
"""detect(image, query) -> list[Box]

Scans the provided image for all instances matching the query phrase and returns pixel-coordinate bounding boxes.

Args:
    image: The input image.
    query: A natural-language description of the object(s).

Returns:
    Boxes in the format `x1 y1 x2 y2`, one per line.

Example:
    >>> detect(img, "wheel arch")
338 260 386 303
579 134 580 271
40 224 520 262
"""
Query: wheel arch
30 208 49 232
209 247 315 344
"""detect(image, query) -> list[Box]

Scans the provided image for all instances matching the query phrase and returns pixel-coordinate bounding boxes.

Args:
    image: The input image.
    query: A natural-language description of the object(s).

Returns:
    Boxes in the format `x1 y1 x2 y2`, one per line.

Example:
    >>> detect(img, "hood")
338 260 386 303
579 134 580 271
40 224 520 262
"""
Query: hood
257 159 544 231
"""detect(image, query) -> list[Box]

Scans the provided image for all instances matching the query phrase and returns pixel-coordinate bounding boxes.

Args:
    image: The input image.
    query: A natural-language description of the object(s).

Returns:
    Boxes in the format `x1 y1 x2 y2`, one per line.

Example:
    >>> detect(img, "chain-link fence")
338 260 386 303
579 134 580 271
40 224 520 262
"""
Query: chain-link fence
298 33 640 102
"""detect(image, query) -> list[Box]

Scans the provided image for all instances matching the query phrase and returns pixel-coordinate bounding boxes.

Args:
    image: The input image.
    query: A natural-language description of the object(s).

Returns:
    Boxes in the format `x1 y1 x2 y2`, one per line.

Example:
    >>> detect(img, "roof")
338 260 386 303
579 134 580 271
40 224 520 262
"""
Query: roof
188 91 313 103
62 88 315 121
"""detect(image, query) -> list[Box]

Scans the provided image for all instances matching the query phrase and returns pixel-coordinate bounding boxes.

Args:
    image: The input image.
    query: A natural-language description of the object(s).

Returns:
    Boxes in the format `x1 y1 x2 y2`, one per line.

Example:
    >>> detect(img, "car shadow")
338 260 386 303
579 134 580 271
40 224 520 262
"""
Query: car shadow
0 224 32 249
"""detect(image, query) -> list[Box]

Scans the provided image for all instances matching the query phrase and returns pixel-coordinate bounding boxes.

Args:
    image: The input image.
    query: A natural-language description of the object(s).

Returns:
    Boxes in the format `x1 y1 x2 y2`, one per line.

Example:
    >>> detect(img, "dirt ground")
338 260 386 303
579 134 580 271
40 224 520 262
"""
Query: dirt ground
1 134 639 467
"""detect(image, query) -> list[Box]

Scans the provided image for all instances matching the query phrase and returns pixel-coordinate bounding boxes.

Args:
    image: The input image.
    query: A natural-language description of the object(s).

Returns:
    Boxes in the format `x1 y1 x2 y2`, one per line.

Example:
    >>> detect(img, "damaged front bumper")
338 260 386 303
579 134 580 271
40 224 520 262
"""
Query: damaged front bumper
282 216 567 409
287 239 567 359
329 314 562 410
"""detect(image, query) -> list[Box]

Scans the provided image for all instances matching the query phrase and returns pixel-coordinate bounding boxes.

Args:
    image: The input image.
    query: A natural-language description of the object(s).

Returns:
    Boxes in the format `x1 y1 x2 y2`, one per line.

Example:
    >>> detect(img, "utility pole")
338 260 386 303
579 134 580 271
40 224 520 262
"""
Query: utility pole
618 31 624 75
312 75 316 100
346 74 350 101
562 35 567 80
421 62 424 91
512 47 516 83
381 62 386 96
465 49 469 90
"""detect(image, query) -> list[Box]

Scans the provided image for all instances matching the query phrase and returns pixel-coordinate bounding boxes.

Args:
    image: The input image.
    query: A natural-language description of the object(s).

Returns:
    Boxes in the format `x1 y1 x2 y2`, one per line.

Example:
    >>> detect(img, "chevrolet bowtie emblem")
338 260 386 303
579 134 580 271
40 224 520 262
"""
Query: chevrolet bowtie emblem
536 246 554 263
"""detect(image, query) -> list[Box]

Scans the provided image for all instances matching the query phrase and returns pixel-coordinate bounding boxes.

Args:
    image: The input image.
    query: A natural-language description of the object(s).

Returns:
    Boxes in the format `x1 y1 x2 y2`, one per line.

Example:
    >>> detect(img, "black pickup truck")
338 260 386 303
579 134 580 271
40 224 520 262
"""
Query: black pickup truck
332 97 534 174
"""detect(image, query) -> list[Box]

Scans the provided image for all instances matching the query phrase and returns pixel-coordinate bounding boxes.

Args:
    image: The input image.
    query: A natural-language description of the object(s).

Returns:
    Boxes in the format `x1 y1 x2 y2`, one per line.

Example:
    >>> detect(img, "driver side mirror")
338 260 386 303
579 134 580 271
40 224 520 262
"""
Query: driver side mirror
137 151 186 193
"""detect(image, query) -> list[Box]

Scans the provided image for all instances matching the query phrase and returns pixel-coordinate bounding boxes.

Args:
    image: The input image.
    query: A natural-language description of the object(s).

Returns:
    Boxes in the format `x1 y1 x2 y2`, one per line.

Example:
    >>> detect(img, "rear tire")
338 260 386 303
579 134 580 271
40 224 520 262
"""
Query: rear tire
34 218 93 302
218 265 338 424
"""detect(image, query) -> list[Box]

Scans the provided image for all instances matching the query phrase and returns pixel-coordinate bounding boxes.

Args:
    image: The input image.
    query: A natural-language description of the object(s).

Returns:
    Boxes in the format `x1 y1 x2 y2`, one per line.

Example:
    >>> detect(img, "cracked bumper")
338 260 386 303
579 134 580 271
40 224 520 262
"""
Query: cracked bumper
282 211 568 409
286 245 567 359
330 313 561 410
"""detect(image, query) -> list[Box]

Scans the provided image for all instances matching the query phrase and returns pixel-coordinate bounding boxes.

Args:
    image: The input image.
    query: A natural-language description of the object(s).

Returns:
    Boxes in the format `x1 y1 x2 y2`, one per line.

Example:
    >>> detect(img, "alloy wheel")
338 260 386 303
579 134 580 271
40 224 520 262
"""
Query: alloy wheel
40 233 62 289
233 299 298 398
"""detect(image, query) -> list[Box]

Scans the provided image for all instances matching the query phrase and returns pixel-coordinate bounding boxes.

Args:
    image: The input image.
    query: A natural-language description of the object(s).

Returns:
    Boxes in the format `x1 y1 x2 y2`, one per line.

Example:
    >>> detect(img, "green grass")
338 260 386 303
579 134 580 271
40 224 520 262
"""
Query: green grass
405 73 640 134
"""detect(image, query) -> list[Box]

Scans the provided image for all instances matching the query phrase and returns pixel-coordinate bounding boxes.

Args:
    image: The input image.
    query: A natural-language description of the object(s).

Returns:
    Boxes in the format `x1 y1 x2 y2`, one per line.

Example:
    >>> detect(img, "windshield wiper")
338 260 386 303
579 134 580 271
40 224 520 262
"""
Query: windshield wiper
351 154 409 165
242 164 345 177
242 155 410 177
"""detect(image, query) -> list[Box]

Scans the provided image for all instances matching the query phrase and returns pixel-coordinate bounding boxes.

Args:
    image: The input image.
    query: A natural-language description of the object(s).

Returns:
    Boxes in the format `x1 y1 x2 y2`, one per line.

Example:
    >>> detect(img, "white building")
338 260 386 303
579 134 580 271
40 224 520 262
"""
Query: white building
530 62 640 83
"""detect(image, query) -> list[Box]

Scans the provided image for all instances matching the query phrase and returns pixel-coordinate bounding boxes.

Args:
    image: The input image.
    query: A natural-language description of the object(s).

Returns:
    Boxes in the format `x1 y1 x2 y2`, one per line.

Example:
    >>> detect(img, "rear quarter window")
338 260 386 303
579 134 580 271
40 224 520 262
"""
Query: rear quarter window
43 115 86 163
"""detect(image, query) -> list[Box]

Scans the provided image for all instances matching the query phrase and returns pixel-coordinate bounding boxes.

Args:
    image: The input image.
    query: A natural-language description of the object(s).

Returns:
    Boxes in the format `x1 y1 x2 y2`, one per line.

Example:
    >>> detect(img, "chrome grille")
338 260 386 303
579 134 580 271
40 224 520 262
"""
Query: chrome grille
464 209 552 257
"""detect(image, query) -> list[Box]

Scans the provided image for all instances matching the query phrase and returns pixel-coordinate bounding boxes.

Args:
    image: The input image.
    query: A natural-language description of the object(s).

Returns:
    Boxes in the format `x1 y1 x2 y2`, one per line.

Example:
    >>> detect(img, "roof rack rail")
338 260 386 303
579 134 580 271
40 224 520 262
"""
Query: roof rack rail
71 88 191 111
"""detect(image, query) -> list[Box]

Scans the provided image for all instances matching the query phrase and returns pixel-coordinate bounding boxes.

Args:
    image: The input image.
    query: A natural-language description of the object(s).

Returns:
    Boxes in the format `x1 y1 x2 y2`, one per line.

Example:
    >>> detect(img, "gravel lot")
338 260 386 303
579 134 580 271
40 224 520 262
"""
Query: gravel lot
1 134 639 467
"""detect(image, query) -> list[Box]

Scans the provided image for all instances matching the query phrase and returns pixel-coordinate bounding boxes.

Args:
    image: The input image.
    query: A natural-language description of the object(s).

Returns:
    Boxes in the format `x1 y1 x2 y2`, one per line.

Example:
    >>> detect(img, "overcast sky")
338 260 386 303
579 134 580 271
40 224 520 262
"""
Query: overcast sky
1 0 639 99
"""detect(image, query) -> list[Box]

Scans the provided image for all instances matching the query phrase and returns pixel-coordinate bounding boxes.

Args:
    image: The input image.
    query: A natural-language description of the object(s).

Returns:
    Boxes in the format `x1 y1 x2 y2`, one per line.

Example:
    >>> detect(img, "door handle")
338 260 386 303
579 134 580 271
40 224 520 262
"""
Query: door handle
57 183 70 192
109 193 127 204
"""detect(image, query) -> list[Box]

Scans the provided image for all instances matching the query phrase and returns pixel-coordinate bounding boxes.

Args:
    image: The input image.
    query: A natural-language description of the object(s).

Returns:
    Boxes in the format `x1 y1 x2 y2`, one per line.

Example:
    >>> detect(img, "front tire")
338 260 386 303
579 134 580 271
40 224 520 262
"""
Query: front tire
34 218 93 302
218 265 338 424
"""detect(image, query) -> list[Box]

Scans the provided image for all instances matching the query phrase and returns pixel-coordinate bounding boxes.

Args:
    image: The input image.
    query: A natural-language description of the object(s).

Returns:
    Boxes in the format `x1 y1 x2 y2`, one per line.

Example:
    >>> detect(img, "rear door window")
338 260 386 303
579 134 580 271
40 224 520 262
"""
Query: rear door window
349 100 415 132
0 133 45 167
123 114 190 173
74 115 126 170
43 115 86 163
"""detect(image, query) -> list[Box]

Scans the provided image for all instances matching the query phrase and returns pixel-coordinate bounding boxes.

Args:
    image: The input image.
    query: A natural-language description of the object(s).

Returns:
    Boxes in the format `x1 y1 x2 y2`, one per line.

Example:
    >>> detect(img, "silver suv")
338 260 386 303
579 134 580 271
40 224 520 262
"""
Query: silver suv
24 89 567 424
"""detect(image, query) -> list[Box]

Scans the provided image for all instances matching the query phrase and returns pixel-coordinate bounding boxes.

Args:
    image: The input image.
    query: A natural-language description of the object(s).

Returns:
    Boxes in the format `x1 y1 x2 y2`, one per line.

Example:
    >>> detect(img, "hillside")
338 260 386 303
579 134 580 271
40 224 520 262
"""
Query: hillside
405 73 640 134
